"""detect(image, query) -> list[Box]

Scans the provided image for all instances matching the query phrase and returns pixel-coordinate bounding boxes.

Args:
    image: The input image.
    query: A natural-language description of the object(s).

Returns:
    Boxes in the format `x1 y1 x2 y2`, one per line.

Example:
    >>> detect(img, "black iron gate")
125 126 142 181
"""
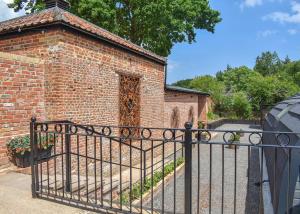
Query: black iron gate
30 118 300 214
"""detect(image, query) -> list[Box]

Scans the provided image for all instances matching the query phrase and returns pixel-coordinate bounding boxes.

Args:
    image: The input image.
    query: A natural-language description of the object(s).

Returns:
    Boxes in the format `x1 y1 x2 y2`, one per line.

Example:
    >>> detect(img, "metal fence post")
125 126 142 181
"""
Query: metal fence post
30 117 37 198
184 122 193 214
65 123 71 192
143 151 147 185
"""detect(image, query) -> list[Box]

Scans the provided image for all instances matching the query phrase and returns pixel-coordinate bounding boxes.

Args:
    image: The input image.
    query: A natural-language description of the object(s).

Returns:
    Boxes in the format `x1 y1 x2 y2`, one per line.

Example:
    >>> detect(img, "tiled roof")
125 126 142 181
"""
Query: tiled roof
0 7 166 64
165 85 210 96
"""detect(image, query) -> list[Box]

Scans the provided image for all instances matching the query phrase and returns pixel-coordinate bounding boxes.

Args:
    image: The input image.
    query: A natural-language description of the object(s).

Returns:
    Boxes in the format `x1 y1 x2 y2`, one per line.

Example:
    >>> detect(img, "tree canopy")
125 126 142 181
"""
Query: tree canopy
173 51 300 119
8 0 221 57
254 51 282 76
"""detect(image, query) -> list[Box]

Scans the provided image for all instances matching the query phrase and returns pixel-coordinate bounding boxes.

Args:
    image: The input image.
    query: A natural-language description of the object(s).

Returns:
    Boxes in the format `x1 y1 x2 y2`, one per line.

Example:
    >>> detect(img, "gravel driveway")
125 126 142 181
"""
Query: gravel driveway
144 123 262 214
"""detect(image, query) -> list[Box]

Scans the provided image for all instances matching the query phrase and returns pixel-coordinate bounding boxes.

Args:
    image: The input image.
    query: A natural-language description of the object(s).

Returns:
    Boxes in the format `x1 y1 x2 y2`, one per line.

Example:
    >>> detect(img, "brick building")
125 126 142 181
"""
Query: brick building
0 2 210 166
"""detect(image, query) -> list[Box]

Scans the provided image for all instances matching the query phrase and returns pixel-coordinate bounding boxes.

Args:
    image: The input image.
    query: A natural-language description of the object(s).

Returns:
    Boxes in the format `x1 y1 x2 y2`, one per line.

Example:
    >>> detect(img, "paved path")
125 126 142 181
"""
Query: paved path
144 123 261 214
0 172 95 214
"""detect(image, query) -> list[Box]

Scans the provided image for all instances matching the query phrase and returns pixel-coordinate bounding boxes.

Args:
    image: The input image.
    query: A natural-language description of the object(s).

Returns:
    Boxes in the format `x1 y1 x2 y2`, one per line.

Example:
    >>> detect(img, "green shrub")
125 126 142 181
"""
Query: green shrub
121 157 184 203
229 132 241 142
198 121 205 129
207 111 219 120
231 92 252 119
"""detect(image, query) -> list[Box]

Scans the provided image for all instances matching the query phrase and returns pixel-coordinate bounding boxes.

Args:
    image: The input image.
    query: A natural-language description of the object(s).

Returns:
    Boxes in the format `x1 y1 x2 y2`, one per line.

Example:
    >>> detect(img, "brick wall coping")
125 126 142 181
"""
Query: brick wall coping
0 51 43 64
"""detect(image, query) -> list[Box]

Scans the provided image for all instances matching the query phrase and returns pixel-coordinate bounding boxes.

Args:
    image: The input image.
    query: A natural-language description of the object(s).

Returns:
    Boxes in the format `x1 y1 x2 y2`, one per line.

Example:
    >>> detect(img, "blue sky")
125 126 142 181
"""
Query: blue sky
0 0 299 84
167 0 300 83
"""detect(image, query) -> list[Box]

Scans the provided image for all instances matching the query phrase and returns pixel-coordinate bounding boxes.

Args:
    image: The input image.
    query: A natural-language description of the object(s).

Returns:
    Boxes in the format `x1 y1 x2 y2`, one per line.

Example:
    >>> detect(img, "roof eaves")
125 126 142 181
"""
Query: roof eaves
165 85 210 96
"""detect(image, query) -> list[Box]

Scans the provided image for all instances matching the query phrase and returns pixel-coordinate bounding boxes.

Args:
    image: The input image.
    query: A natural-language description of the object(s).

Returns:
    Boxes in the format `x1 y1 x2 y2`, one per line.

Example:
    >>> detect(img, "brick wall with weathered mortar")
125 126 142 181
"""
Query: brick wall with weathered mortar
0 27 165 126
0 27 165 165
198 95 210 125
164 91 208 129
0 52 45 165
57 29 165 127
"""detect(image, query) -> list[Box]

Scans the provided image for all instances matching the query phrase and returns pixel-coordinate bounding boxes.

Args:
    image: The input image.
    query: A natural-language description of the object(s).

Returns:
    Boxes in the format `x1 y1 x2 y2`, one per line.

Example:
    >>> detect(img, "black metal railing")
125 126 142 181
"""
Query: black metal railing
30 118 300 214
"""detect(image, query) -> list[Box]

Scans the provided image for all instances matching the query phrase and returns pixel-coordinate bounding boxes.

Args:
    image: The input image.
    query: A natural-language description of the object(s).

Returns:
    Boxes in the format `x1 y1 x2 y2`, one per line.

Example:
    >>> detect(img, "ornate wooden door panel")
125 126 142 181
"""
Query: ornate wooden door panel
119 75 141 130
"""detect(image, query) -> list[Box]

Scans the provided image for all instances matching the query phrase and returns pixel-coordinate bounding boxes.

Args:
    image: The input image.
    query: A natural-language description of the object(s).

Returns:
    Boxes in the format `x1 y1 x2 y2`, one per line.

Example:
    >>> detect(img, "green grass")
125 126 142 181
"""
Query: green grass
121 157 184 203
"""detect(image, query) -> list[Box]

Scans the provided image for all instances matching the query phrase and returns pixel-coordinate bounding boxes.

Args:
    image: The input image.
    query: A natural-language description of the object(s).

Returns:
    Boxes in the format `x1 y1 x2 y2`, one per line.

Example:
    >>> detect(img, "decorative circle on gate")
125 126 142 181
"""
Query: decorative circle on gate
276 133 290 146
54 124 63 133
70 125 78 134
249 133 262 145
121 127 131 138
41 124 48 132
102 126 112 136
163 129 175 141
223 132 235 144
141 128 152 140
197 130 211 142
85 126 95 136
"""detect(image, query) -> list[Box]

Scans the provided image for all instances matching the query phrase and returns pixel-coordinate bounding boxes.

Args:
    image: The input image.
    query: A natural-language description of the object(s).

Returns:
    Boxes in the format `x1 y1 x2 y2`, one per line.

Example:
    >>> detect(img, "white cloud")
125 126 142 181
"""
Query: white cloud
263 1 300 24
240 0 287 10
288 29 298 34
241 0 263 8
257 29 278 38
0 0 24 22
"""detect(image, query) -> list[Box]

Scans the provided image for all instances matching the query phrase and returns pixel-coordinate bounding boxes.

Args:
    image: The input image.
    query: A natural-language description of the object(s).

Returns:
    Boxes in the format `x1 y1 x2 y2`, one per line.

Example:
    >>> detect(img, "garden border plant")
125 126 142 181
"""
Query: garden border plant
120 157 184 204
228 132 241 149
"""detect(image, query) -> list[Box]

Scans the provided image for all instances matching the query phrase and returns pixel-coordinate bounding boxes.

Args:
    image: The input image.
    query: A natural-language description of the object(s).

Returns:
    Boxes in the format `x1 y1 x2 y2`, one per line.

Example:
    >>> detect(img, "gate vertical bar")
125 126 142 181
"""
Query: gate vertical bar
65 123 71 192
184 122 193 214
143 151 147 185
30 117 37 198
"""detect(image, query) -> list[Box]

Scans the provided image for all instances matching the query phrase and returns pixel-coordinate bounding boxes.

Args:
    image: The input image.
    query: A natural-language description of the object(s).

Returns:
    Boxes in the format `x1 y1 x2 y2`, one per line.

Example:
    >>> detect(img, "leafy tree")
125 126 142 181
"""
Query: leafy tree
8 0 221 56
283 61 300 85
172 78 192 88
216 64 232 81
220 66 261 92
231 92 252 119
189 75 226 112
254 51 282 76
246 75 299 111
283 55 291 64
174 51 300 119
294 72 300 86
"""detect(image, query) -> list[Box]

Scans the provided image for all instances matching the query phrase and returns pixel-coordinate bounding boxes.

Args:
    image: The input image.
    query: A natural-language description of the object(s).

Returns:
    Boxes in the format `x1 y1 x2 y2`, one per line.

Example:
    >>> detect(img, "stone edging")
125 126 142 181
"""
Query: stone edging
132 162 185 206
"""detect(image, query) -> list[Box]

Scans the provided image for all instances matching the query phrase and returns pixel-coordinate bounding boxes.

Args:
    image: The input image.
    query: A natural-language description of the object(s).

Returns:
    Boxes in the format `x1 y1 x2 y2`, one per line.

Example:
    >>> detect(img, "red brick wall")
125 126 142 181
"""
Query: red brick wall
56 29 165 127
0 26 210 167
199 95 210 125
164 91 196 128
0 52 45 165
0 28 165 127
0 27 165 166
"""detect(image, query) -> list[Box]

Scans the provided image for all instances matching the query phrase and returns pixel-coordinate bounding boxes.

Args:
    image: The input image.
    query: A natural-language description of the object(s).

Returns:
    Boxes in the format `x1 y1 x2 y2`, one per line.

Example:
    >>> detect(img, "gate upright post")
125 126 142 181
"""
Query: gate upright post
184 122 193 214
30 117 38 198
143 151 147 185
65 123 71 192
